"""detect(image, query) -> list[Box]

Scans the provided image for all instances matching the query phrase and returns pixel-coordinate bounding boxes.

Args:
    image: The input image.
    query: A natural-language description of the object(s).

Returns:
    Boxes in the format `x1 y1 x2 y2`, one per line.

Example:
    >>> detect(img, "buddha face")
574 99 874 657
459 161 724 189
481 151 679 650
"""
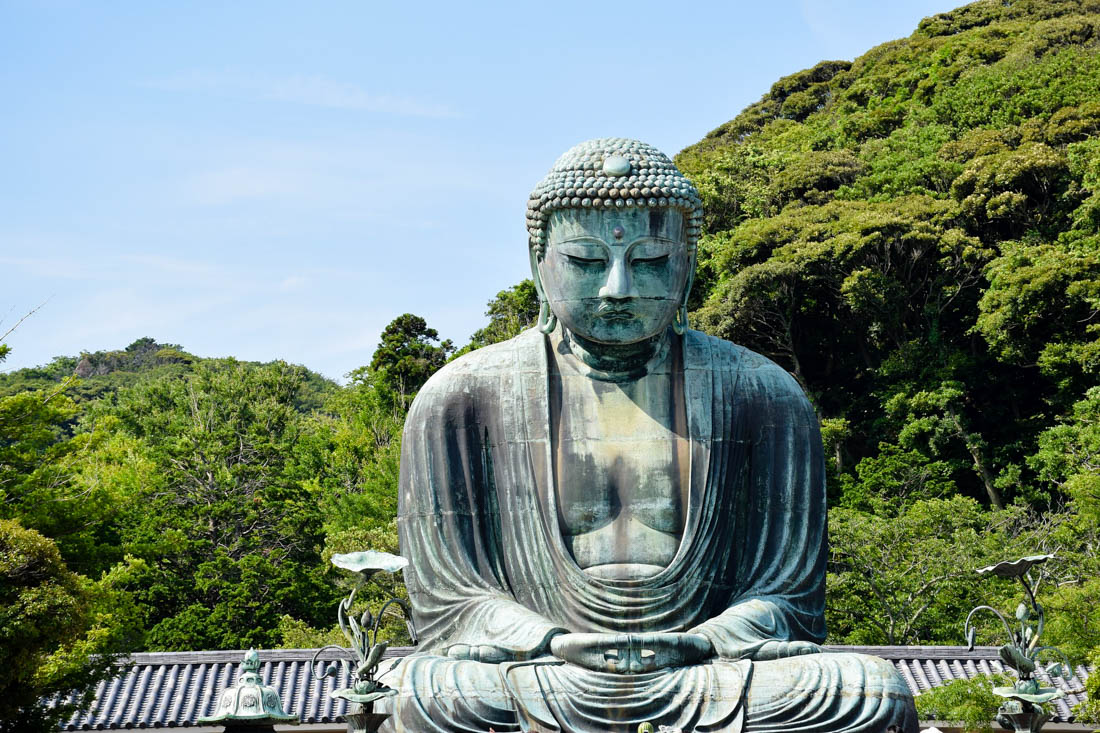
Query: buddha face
538 208 690 345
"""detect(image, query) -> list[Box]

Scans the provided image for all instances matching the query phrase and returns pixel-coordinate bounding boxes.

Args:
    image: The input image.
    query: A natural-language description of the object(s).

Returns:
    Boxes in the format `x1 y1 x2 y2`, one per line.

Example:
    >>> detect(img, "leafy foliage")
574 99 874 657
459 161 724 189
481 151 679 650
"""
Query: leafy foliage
0 337 336 411
677 0 1100 649
0 310 431 658
0 332 143 729
1075 646 1100 724
828 497 1032 644
914 673 1012 733
0 518 91 731
1027 388 1100 661
458 279 539 355
0 518 137 732
366 314 454 411
82 359 342 650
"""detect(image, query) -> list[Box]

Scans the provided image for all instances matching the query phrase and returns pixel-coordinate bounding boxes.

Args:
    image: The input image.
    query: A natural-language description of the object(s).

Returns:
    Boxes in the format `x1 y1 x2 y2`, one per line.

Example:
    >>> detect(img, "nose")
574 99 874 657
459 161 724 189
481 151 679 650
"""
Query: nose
598 255 635 300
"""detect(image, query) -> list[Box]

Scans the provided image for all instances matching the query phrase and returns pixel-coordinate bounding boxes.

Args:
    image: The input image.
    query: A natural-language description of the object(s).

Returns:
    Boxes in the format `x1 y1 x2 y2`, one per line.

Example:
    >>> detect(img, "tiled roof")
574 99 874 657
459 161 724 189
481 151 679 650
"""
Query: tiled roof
57 646 1092 730
843 645 1092 725
56 647 394 730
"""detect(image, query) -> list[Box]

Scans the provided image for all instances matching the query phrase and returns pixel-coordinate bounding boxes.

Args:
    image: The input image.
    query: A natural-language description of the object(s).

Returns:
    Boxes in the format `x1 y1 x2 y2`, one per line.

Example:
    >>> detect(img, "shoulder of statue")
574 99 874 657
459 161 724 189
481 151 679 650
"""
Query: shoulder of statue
684 329 810 404
683 329 779 374
407 328 543 413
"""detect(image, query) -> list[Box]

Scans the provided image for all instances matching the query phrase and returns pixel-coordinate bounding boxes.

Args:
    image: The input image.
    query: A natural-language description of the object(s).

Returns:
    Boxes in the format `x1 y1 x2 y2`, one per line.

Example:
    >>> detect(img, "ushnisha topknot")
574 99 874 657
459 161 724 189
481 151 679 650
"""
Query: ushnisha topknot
526 138 703 255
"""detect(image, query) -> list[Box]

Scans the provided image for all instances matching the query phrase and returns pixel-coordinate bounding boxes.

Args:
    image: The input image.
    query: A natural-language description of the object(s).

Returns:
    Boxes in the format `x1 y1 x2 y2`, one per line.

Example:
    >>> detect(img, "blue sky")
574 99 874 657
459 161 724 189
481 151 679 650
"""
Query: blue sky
1 0 961 381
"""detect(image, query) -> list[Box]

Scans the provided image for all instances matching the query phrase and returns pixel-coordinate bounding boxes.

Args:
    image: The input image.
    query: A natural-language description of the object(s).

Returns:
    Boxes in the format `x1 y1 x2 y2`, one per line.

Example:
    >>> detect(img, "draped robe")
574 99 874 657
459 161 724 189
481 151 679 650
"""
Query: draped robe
381 328 917 732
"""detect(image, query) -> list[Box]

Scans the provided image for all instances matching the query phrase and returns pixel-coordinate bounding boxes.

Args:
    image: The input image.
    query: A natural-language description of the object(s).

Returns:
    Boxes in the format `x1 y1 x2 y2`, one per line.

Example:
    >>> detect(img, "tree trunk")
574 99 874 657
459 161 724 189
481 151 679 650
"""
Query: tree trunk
947 406 1004 509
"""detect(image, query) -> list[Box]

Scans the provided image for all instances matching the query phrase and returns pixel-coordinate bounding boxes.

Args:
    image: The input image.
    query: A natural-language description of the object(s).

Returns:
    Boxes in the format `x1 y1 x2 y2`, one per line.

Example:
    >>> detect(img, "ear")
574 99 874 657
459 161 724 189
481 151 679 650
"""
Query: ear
674 246 696 336
529 247 557 335
530 247 551 302
682 245 697 311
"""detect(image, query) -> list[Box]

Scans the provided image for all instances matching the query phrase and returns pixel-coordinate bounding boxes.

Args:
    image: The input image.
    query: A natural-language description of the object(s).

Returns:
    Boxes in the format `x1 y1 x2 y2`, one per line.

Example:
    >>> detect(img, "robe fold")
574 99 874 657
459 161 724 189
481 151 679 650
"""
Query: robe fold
383 327 913 732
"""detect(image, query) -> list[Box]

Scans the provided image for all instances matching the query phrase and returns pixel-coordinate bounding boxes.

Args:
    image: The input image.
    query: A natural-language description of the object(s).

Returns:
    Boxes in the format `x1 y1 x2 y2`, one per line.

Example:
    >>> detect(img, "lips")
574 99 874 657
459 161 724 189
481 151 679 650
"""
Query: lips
598 309 634 321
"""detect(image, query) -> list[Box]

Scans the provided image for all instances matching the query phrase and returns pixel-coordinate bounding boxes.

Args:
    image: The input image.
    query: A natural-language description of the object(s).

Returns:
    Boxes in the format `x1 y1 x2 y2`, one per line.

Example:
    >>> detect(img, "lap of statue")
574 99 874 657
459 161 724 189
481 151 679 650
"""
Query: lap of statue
377 651 917 733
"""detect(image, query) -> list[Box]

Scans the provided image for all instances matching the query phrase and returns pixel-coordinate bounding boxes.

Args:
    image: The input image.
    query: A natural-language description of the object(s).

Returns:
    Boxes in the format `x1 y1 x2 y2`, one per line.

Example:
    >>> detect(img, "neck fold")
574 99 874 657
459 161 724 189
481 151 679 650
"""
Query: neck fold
560 327 671 382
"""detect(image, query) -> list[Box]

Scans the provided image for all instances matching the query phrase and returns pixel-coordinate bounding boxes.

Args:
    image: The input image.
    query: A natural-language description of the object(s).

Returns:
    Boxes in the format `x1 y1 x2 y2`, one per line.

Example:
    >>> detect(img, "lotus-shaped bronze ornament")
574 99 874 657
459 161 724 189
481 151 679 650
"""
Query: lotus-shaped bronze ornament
992 684 1064 706
977 554 1054 579
964 555 1070 732
331 550 409 579
311 550 416 733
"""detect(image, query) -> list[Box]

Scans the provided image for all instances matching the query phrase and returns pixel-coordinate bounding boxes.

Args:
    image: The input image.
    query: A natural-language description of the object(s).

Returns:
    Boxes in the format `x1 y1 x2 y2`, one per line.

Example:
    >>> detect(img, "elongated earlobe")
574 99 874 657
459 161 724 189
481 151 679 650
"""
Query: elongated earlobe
674 254 694 336
530 248 557 335
673 302 688 335
537 300 558 334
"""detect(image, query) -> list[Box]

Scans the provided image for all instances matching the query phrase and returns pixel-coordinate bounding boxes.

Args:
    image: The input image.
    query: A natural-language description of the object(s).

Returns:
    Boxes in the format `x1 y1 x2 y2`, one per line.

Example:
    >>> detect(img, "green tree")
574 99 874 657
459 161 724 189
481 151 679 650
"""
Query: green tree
295 379 402 538
977 238 1100 399
0 382 80 522
0 382 135 575
0 519 138 732
677 2 1100 651
0 334 141 728
914 674 1012 733
89 359 337 650
1032 387 1100 519
460 280 539 354
1075 647 1100 724
886 382 1006 508
367 314 454 411
1028 388 1100 659
827 496 1032 645
278 374 413 648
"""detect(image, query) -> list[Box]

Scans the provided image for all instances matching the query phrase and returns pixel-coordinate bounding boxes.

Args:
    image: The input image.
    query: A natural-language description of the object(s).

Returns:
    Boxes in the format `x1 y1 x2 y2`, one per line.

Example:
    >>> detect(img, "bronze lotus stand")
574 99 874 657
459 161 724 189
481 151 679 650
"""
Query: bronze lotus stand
311 551 414 733
965 555 1072 733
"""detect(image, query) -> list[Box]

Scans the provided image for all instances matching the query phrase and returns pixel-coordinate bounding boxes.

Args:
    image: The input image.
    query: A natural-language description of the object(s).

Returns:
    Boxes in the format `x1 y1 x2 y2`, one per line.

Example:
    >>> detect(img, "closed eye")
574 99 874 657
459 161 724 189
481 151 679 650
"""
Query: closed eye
632 254 669 265
565 255 607 265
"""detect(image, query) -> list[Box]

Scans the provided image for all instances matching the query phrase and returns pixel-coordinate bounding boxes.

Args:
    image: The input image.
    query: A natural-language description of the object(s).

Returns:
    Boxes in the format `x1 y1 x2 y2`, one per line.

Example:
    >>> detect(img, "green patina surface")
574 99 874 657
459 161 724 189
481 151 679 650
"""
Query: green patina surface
966 554 1072 732
374 139 920 733
197 650 298 730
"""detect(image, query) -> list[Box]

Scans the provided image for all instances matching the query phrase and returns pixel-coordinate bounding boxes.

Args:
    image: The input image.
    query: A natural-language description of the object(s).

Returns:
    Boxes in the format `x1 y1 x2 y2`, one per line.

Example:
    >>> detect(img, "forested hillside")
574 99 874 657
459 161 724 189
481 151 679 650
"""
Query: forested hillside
676 0 1100 653
2 0 1099 728
0 322 447 729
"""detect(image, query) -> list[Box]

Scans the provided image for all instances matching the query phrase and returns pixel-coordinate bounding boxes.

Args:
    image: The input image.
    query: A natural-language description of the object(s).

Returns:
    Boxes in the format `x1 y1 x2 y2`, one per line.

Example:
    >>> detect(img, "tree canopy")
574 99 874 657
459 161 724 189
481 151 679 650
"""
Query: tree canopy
676 0 1100 653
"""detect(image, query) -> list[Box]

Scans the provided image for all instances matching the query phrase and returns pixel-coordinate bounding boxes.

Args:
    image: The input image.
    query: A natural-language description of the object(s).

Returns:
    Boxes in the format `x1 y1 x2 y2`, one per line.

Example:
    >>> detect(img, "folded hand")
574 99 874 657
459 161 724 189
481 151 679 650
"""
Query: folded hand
550 632 714 674
745 640 823 661
445 644 523 663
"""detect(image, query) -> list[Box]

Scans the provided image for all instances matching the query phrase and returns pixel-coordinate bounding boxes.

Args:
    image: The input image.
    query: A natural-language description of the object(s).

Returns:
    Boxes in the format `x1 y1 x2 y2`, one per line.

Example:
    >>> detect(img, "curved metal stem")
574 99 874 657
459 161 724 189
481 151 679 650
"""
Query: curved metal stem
1016 574 1046 652
371 597 412 642
360 608 374 651
338 585 360 648
1019 573 1040 612
1032 646 1073 678
965 605 1016 646
310 644 354 681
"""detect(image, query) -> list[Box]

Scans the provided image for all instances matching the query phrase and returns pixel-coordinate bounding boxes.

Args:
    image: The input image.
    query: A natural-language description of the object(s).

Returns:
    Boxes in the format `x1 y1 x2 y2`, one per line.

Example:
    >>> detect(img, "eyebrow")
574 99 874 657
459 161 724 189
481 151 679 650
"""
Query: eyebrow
555 235 681 246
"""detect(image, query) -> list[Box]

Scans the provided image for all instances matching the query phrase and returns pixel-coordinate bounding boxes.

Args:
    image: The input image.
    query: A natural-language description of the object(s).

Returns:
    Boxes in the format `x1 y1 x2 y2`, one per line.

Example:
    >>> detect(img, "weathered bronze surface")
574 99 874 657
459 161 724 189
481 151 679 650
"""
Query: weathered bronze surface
966 554 1071 733
380 138 919 732
313 551 413 733
198 649 298 731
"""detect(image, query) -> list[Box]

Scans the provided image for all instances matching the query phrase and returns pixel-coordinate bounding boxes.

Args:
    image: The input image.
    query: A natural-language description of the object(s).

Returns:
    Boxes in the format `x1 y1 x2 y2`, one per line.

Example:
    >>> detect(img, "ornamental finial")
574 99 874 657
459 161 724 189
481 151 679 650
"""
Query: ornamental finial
197 650 298 731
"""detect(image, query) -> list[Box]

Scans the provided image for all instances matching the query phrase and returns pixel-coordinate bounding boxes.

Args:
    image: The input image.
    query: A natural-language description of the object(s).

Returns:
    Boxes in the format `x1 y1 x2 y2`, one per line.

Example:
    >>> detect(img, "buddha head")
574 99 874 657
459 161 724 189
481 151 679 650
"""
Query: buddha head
527 138 703 345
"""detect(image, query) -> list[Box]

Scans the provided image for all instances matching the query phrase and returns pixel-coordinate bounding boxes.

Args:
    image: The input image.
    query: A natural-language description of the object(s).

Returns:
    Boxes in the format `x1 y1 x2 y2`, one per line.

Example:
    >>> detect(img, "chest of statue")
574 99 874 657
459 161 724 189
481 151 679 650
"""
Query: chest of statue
547 340 690 580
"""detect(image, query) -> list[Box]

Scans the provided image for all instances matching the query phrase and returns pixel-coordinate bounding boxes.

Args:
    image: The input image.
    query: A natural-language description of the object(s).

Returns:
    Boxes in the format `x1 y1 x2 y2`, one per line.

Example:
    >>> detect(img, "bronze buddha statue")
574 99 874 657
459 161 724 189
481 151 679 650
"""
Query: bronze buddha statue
379 138 918 732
